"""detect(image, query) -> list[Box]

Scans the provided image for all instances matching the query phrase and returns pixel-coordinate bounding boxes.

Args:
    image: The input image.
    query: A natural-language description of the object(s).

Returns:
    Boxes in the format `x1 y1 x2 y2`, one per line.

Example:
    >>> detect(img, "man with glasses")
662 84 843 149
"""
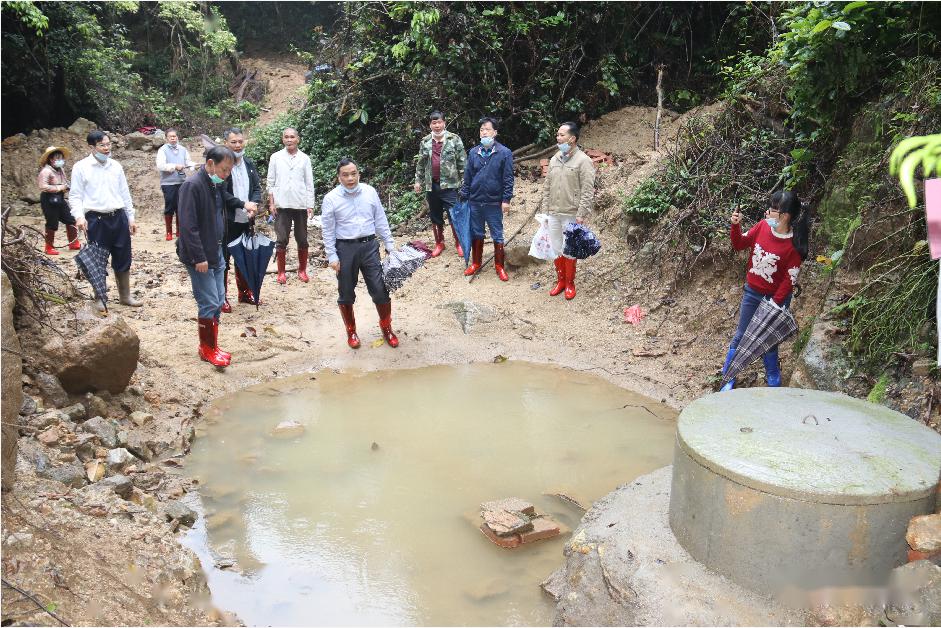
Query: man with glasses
70 130 142 311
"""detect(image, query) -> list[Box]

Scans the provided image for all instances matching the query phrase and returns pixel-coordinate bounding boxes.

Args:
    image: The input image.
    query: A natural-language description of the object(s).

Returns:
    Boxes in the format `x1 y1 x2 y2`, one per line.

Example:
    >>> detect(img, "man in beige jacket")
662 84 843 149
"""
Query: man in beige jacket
540 122 595 299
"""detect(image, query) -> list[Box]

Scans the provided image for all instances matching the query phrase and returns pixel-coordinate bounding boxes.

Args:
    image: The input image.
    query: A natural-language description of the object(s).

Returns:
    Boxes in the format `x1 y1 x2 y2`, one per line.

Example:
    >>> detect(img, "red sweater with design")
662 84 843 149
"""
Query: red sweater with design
730 220 802 304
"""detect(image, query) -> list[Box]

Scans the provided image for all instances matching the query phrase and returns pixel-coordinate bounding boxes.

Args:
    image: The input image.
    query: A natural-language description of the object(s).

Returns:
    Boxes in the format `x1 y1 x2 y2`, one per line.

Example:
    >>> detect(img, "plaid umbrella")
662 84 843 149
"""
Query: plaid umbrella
449 200 472 265
227 230 274 310
723 298 798 383
74 240 110 313
382 244 427 293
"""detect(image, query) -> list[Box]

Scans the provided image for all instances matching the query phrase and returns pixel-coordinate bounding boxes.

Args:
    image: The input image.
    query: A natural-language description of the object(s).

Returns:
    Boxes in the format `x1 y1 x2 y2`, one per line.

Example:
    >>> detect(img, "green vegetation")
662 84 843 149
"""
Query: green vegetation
866 373 890 404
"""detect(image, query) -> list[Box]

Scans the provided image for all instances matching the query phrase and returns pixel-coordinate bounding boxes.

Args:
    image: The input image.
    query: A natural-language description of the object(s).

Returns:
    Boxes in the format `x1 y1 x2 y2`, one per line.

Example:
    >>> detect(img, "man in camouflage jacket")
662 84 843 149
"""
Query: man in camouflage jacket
414 111 466 257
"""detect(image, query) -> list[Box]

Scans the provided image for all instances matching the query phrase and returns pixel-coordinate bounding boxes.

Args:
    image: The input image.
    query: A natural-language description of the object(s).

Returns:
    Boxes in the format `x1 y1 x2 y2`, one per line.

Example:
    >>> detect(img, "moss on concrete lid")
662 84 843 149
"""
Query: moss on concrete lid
677 388 941 506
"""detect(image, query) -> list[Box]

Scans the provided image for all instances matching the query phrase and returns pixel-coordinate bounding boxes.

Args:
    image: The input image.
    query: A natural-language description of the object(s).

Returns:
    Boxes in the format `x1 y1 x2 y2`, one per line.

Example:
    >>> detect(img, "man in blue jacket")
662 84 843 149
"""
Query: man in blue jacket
460 116 514 281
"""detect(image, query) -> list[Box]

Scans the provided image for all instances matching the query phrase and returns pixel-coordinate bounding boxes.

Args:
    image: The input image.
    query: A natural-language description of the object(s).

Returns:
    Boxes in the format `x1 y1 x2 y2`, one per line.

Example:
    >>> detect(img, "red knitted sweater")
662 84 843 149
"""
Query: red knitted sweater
730 220 802 304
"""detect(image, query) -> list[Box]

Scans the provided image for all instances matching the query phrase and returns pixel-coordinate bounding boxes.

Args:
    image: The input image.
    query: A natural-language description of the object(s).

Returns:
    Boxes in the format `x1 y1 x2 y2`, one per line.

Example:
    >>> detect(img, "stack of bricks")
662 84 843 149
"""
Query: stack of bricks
906 513 941 563
478 497 561 549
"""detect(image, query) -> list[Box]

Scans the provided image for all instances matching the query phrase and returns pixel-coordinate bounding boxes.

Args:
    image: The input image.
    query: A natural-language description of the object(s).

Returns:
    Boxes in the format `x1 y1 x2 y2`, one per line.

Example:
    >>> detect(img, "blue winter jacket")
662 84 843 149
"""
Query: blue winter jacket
460 142 514 206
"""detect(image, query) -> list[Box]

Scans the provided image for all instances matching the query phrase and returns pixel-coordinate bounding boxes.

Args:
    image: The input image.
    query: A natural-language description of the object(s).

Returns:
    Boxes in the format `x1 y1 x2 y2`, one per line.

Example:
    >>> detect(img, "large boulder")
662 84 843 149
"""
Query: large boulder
124 132 152 151
789 291 853 391
1 274 22 491
43 316 139 394
67 118 97 137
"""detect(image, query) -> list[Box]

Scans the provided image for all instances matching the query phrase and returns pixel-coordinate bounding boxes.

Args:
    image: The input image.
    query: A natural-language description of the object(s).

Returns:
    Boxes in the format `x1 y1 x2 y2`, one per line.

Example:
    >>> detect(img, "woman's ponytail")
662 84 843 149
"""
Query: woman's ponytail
771 190 810 260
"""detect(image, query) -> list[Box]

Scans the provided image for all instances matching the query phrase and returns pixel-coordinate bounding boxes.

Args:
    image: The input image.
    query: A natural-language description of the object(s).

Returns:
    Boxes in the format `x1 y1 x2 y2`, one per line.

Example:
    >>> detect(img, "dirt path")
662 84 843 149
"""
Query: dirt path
243 53 309 129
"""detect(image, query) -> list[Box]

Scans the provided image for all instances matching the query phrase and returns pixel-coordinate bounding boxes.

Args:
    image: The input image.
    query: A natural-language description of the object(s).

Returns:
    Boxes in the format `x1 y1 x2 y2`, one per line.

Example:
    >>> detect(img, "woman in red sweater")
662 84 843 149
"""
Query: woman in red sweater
721 191 809 391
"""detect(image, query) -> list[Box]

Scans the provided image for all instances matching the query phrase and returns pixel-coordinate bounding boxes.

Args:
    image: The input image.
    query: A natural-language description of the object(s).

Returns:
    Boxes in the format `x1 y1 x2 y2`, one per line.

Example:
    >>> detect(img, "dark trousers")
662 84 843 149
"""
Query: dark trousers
87 210 132 272
40 192 75 231
427 182 457 227
223 220 251 271
336 238 389 305
275 208 308 250
161 184 180 216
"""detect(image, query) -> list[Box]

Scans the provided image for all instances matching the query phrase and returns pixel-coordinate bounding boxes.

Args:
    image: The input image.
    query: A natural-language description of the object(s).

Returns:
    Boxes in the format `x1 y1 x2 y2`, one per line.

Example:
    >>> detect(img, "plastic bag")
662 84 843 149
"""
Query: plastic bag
382 245 427 293
528 213 556 261
563 223 601 260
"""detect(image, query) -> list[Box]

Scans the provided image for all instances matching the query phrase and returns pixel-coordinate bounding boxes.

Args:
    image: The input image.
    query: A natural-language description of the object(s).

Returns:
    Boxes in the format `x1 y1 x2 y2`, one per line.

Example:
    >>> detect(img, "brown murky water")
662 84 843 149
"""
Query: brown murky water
182 361 677 626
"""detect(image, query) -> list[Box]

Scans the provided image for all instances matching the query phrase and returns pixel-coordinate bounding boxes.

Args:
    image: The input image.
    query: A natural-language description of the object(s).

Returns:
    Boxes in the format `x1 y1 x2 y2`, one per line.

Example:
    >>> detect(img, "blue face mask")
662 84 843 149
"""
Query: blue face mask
233 150 245 159
480 136 494 148
558 142 572 154
93 151 109 163
53 159 66 168
342 183 361 195
766 217 779 229
209 174 224 184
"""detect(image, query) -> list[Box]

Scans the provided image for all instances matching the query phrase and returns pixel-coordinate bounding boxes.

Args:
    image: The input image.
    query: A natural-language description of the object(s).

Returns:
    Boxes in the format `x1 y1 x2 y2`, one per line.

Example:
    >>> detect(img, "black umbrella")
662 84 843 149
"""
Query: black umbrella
227 229 274 310
723 298 798 383
74 240 110 313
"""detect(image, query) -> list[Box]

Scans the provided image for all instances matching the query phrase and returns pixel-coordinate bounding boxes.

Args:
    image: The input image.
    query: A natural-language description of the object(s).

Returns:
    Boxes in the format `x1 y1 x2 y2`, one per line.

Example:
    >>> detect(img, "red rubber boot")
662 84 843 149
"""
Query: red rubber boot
164 214 174 241
66 225 81 250
494 243 509 282
234 268 256 304
44 230 59 255
212 317 231 362
338 303 361 348
221 270 232 313
298 248 309 283
564 257 577 300
549 257 565 296
449 223 464 258
276 248 287 284
463 239 483 276
431 224 445 258
376 302 399 348
198 318 229 367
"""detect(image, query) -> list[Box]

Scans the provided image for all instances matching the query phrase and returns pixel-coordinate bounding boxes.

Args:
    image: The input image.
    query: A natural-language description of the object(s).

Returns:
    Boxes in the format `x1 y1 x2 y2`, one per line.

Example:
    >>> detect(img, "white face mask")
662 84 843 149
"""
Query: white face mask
342 182 361 195
53 159 66 168
432 130 445 139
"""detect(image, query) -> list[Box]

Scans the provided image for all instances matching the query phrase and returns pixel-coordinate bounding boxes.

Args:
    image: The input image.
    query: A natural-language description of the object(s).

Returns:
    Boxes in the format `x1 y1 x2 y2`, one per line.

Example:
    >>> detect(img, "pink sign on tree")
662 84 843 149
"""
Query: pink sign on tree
927 178 941 260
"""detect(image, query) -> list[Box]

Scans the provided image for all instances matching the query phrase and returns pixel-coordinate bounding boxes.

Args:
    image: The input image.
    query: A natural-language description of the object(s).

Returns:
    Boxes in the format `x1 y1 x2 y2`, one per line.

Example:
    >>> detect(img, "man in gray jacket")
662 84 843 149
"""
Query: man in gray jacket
540 121 595 300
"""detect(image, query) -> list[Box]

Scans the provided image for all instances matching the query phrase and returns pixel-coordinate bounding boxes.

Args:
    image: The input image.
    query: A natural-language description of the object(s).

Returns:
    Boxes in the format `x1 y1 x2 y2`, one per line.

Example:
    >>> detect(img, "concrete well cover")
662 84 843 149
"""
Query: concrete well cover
677 388 941 506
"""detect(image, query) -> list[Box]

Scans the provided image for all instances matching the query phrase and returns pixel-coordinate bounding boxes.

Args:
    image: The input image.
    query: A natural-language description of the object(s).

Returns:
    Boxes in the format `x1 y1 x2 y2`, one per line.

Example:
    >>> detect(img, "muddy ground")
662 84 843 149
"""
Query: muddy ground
1 57 937 625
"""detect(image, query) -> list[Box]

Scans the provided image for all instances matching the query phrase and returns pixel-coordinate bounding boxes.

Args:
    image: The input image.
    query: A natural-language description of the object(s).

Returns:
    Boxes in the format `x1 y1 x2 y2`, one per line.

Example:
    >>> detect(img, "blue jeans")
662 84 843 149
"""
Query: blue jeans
185 246 225 319
470 203 504 243
728 284 792 365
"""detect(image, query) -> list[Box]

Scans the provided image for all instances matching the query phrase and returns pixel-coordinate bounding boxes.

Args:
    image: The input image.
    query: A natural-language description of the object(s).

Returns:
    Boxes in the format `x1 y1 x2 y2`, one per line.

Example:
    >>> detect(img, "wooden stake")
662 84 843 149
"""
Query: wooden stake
655 65 665 151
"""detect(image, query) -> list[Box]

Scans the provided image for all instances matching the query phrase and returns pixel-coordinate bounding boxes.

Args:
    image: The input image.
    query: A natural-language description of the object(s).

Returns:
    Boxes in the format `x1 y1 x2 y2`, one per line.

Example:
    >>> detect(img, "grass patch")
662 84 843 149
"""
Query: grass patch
866 372 890 404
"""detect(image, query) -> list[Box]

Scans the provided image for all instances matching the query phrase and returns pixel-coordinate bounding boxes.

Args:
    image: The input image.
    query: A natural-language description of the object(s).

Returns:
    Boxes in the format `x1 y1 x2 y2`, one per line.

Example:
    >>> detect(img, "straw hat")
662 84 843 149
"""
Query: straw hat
39 145 71 168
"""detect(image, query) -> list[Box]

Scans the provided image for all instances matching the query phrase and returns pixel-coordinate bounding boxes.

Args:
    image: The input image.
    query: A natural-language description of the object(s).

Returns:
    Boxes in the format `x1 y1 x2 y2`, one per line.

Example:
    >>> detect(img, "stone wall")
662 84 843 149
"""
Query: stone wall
2 273 23 490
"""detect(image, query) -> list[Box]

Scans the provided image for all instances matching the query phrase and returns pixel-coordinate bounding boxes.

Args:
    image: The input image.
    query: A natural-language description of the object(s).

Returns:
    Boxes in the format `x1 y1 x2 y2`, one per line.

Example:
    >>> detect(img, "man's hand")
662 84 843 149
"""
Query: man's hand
244 201 258 218
413 182 422 194
307 208 313 218
269 205 278 217
501 201 511 214
731 209 742 225
129 221 137 236
329 260 340 274
175 164 185 172
576 217 586 225
76 217 88 234
195 261 208 273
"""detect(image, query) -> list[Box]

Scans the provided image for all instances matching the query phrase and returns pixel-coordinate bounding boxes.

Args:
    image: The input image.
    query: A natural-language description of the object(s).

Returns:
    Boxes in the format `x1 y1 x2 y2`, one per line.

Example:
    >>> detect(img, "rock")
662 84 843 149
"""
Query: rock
271 420 305 438
442 301 501 334
124 131 152 151
67 117 97 136
38 462 86 488
106 448 139 470
164 500 197 527
908 514 941 553
81 416 118 448
60 403 87 422
789 292 853 391
541 568 566 602
125 432 153 461
635 241 657 266
20 188 42 204
83 393 109 420
482 510 533 536
98 474 133 499
1 133 26 149
912 358 935 378
481 497 536 516
85 460 107 482
34 371 69 408
37 427 61 446
885 560 941 626
520 517 561 544
480 523 522 548
504 242 539 268
116 430 128 448
20 395 37 416
25 410 61 432
43 316 140 394
74 433 99 462
4 532 34 548
2 274 22 490
129 411 154 427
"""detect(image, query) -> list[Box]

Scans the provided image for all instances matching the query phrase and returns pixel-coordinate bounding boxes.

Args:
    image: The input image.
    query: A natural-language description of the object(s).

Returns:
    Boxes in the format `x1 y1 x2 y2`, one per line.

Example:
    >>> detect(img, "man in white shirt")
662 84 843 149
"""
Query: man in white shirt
266 127 315 284
322 158 399 349
70 130 142 311
220 127 262 311
154 128 195 241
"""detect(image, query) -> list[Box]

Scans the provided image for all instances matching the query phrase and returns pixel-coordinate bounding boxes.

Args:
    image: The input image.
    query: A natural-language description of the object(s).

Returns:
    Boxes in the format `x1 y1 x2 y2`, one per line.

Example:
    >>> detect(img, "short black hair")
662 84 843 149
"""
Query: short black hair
204 145 236 164
87 130 109 146
223 127 243 140
560 121 580 140
336 157 358 174
478 116 499 131
165 128 179 137
429 111 445 121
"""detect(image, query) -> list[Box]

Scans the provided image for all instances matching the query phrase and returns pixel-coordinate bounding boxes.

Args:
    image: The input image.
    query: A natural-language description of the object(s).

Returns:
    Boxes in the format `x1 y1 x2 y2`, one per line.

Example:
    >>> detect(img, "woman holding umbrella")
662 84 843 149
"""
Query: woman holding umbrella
721 191 809 390
37 146 81 255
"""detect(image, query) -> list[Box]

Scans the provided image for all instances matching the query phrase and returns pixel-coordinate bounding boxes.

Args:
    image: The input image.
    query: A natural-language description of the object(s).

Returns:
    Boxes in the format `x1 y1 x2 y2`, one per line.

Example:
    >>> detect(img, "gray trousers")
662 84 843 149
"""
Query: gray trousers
336 238 389 305
274 208 308 250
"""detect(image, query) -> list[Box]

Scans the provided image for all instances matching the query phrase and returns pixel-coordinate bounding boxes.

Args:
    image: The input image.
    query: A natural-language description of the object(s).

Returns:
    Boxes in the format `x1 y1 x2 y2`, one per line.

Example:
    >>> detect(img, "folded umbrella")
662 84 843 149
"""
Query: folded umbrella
449 200 472 266
722 298 798 383
227 229 275 310
382 245 427 293
563 223 602 260
74 240 110 313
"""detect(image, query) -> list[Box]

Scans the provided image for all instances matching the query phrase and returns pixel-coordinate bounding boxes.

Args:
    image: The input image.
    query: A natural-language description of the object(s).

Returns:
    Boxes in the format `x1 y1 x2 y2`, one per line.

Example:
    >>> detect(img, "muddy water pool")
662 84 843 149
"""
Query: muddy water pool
182 361 677 625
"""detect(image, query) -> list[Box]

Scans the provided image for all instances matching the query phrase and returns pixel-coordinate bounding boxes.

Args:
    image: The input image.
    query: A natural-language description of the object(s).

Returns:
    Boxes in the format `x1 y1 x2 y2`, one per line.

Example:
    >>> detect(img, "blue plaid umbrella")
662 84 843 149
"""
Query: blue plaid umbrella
227 231 274 310
449 200 472 265
723 298 798 383
74 240 110 313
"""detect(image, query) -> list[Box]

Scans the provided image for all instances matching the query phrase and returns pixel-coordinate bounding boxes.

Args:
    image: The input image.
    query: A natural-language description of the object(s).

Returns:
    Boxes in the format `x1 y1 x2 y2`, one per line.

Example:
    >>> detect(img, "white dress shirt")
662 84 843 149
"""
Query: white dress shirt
266 148 316 209
321 183 394 264
69 154 135 222
155 143 195 186
231 158 250 223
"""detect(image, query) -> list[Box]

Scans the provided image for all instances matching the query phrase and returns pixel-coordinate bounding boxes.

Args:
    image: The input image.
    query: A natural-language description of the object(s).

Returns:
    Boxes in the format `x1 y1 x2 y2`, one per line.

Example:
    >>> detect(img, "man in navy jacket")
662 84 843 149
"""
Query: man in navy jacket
459 116 514 281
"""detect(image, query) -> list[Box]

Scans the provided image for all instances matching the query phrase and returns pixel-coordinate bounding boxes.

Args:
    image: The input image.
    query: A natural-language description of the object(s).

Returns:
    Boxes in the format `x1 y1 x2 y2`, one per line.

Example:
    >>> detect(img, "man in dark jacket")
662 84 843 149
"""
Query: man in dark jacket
220 127 262 311
460 116 514 281
177 145 236 368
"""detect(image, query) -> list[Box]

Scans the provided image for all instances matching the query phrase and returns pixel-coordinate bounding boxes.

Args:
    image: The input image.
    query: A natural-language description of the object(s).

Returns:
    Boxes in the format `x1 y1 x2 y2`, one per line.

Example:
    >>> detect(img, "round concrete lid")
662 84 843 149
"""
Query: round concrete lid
677 388 941 505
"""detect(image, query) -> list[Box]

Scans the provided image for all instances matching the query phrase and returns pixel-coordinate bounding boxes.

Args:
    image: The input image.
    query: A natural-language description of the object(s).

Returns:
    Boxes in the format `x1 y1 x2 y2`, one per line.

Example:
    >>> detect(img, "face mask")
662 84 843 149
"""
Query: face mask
53 159 65 168
209 173 224 184
480 136 494 148
233 150 245 159
766 217 779 229
93 151 109 163
432 130 445 139
342 183 361 195
558 142 572 154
